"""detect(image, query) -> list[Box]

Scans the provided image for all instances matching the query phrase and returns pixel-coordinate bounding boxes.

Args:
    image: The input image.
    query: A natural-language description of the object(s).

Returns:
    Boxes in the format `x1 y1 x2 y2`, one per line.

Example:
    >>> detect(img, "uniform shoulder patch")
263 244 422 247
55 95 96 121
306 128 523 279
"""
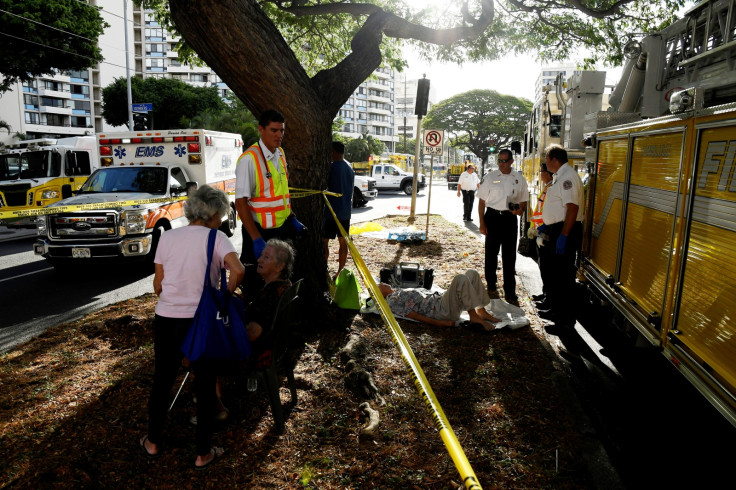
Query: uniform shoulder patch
563 180 572 190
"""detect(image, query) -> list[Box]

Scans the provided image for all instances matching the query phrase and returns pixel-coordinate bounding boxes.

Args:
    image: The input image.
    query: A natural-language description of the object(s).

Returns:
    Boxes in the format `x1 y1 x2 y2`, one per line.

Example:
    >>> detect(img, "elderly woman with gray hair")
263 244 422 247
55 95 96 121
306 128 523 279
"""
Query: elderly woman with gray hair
140 184 244 470
245 238 295 366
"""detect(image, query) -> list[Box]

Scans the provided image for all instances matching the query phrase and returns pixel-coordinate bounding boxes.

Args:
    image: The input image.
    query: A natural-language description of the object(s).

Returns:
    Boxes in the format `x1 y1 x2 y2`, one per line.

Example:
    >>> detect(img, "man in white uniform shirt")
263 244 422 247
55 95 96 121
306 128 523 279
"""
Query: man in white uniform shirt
477 149 528 304
537 144 584 332
457 164 480 221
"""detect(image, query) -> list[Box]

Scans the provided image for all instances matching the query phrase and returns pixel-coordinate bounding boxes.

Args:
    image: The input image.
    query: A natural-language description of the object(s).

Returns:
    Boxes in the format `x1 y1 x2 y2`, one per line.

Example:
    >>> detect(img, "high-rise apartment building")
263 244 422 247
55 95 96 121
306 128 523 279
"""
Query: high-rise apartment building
335 67 398 152
534 62 578 101
0 1 229 146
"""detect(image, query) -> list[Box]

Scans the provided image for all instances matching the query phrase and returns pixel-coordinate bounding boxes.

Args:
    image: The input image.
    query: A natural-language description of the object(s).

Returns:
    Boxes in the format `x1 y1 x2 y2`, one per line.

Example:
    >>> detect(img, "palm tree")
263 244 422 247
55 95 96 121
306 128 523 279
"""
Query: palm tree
0 120 11 133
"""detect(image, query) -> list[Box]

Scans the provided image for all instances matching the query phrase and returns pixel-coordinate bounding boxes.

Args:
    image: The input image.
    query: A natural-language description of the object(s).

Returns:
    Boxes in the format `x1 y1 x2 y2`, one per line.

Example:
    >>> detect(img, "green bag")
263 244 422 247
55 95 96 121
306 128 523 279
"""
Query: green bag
333 268 362 310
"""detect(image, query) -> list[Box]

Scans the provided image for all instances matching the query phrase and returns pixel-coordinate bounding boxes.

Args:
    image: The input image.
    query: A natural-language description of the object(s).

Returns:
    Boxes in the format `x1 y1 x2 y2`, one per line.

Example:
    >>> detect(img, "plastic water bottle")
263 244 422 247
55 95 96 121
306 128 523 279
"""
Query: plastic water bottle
247 375 257 391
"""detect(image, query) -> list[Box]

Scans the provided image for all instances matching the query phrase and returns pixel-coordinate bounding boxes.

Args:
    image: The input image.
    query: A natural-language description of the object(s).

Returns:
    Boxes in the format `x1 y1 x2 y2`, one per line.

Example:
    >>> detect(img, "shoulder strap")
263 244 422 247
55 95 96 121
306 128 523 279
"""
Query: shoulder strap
203 228 217 288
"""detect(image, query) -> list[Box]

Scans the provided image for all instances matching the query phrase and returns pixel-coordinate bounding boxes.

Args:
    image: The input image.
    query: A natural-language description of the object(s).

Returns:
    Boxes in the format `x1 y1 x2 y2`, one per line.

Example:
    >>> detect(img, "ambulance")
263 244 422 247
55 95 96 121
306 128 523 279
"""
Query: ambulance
580 0 736 426
34 129 243 268
0 136 97 228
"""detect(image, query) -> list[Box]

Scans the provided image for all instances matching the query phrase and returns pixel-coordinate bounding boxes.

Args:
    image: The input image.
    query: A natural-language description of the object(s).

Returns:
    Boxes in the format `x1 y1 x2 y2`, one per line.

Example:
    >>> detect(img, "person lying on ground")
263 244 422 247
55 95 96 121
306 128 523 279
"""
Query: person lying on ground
378 269 500 331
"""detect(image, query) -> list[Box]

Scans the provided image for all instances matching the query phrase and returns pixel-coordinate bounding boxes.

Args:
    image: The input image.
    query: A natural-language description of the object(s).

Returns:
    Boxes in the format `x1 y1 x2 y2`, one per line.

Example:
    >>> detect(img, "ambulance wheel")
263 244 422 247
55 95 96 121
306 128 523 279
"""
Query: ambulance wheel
220 205 236 237
147 222 168 265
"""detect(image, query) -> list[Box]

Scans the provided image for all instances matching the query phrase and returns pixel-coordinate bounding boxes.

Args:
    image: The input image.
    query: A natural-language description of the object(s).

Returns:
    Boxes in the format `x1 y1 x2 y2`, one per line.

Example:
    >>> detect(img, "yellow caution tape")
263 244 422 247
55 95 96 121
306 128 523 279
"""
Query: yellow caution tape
323 194 482 490
0 195 189 220
0 186 327 222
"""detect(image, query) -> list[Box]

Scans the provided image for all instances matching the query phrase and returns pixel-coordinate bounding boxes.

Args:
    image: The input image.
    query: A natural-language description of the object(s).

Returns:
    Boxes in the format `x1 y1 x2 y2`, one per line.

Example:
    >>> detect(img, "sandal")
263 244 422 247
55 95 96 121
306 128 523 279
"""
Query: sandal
194 446 225 470
139 435 161 459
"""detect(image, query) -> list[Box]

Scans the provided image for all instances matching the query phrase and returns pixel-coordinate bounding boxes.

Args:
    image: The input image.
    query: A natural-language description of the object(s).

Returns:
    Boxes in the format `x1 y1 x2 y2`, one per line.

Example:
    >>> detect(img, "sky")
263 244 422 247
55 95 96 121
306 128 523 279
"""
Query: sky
400 45 625 104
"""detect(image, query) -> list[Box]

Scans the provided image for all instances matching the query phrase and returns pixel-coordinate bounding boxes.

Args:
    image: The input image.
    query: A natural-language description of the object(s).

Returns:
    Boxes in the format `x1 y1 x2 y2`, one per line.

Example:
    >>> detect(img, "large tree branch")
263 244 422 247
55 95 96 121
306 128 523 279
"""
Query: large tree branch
505 0 637 19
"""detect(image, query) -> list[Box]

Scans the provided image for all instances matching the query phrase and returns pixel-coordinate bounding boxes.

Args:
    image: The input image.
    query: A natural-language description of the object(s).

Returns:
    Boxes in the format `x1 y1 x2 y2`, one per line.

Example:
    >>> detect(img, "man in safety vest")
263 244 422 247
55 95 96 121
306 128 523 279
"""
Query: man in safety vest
235 109 305 299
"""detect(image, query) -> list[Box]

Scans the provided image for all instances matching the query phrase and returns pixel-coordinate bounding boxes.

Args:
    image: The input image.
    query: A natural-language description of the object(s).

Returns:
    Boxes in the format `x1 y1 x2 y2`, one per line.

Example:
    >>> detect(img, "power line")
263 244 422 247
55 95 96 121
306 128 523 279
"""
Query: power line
0 8 97 43
0 31 129 71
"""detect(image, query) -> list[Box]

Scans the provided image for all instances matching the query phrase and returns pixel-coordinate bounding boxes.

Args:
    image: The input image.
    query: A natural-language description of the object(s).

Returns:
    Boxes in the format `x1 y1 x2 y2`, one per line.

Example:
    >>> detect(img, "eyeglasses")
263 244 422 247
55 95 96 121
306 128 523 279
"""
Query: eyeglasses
498 158 511 163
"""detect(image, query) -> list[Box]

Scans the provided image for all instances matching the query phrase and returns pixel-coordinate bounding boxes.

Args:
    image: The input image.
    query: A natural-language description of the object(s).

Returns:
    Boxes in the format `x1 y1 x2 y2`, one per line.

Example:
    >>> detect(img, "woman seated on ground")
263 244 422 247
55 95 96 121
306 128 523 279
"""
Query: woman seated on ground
245 238 295 364
379 269 500 331
140 184 244 470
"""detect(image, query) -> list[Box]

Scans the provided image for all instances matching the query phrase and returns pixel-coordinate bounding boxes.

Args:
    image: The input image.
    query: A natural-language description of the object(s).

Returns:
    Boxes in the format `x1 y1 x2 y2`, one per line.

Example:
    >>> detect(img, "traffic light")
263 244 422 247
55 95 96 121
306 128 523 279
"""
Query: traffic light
489 141 496 153
415 77 430 116
133 113 149 130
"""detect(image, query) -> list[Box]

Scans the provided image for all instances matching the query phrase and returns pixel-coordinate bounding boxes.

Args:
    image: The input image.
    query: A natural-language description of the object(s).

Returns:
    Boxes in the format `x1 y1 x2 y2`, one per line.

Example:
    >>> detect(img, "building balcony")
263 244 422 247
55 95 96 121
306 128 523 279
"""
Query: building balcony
367 93 390 103
166 64 189 73
39 105 72 115
38 88 71 99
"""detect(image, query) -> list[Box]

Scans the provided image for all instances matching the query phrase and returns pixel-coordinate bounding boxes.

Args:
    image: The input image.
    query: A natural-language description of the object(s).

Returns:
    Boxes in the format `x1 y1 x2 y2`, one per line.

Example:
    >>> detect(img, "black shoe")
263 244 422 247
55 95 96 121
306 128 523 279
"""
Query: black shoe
545 324 565 336
538 309 559 321
532 293 545 301
535 300 552 310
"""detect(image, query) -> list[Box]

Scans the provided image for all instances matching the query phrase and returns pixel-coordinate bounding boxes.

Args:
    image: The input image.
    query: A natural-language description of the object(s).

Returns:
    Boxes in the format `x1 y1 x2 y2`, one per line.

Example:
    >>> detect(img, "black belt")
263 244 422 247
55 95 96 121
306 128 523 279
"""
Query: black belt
486 207 511 214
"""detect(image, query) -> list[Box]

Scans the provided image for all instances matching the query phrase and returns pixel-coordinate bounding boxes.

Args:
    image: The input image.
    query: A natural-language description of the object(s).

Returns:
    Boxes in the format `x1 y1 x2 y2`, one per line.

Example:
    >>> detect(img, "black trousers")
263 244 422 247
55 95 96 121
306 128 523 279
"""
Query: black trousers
483 208 518 297
538 221 583 325
240 219 298 302
148 315 218 456
461 190 475 220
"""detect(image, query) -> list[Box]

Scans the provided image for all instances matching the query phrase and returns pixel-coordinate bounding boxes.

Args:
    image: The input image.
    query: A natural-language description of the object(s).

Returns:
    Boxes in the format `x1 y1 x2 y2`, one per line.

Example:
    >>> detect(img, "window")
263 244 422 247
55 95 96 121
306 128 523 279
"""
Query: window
66 151 92 176
144 13 159 26
146 43 165 56
40 97 64 108
45 114 66 126
190 74 208 83
25 112 40 124
24 94 39 110
146 58 165 71
170 167 188 192
67 70 89 82
145 28 165 41
70 84 90 98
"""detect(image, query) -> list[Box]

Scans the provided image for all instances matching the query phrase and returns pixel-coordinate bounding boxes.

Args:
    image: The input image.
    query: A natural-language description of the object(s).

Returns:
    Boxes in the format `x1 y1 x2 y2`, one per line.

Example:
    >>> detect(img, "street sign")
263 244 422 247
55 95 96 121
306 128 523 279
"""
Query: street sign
423 129 444 155
132 103 153 113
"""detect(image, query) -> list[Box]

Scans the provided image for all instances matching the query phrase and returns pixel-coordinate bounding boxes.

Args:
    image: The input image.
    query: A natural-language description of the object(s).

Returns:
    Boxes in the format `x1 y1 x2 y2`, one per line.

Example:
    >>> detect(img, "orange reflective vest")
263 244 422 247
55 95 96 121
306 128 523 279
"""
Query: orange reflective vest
239 144 291 229
531 182 551 229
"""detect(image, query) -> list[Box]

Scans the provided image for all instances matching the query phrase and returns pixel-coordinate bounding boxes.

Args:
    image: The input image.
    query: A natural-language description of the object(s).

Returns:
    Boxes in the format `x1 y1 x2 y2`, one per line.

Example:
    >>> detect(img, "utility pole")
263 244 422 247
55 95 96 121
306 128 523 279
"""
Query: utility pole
124 0 134 130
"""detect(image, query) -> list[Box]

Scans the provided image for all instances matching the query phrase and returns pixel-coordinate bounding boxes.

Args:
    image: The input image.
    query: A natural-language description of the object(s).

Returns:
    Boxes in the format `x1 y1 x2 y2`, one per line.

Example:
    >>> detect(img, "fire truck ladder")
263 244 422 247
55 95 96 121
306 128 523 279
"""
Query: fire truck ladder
662 0 736 96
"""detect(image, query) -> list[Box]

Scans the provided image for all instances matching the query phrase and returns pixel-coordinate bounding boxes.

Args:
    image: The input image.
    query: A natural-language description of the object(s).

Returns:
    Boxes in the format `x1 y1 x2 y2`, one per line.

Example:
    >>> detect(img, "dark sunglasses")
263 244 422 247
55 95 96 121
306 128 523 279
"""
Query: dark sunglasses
498 158 511 163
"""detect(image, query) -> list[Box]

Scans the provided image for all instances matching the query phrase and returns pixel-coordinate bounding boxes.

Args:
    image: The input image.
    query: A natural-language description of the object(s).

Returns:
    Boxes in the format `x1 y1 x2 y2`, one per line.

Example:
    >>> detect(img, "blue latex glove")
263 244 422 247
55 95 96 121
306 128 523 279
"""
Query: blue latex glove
253 237 266 258
556 234 568 255
289 215 305 236
537 224 547 234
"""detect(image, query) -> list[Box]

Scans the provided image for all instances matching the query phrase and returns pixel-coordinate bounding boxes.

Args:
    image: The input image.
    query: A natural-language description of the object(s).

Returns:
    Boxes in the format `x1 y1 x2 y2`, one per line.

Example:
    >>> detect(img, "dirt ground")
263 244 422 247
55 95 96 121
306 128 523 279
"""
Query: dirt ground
0 215 597 489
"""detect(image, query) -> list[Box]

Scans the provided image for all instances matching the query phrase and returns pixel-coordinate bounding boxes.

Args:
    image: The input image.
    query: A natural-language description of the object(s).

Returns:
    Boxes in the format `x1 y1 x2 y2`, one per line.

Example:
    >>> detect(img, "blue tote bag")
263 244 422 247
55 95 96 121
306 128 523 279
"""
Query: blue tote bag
181 229 252 362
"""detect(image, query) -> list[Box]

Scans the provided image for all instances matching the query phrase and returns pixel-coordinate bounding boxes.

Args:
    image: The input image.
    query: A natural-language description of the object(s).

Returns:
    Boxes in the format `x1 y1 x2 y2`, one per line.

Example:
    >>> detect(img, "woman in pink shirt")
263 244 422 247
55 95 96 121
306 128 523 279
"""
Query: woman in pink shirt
139 185 244 470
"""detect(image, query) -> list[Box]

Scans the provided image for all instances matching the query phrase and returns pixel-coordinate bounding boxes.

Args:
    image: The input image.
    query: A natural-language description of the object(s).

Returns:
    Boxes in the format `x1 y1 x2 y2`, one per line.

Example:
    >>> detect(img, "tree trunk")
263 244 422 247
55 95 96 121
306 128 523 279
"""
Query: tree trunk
168 0 383 298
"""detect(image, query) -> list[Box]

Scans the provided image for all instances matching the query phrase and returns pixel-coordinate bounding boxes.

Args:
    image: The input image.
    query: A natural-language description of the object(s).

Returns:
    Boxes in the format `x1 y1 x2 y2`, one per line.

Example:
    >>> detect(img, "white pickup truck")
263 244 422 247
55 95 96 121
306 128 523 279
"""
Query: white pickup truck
370 164 425 195
350 162 378 207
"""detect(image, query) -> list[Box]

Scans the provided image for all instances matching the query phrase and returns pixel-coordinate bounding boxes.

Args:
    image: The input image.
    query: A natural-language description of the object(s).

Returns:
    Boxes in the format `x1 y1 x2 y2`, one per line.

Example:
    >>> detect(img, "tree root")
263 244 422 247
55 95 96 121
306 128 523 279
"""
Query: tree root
358 402 380 437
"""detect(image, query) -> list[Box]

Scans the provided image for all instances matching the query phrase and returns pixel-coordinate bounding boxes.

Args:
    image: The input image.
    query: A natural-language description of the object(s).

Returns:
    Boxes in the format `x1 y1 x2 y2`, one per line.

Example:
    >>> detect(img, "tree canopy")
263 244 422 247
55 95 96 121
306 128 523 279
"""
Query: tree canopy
423 90 533 169
101 76 227 129
180 97 260 147
345 133 386 163
0 0 106 92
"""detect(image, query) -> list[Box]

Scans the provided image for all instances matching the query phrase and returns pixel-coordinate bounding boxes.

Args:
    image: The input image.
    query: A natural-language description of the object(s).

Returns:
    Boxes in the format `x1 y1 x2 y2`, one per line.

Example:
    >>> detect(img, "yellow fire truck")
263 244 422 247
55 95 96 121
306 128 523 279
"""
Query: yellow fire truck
0 137 97 227
564 0 736 426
